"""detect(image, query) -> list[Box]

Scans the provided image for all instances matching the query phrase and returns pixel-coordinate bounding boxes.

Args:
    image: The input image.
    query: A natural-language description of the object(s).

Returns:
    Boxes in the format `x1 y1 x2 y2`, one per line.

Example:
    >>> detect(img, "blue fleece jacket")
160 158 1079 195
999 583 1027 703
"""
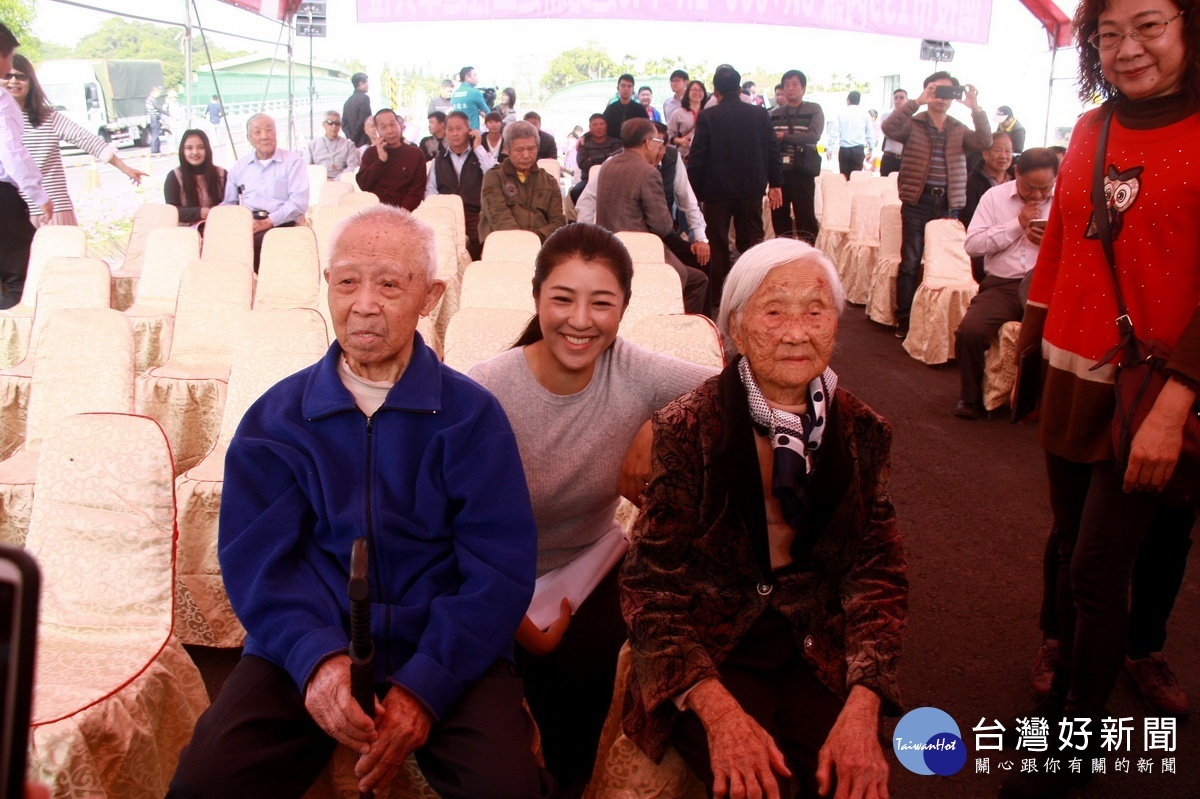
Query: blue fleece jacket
218 335 537 719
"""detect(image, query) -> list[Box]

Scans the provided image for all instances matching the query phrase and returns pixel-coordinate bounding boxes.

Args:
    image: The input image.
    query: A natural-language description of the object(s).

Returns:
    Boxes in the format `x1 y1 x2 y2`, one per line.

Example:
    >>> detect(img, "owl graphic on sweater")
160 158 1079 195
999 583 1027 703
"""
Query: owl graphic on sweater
1085 163 1144 240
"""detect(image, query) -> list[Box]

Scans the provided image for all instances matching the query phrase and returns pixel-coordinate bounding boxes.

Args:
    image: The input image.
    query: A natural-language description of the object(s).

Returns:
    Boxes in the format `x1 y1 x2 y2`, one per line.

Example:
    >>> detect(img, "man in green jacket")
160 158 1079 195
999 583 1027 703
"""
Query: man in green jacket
479 121 565 244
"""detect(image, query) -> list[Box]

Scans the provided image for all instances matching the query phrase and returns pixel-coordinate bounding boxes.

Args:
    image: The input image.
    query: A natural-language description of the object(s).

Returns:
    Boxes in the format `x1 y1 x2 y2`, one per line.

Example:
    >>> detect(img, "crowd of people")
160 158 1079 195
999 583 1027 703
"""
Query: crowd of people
2 0 1199 795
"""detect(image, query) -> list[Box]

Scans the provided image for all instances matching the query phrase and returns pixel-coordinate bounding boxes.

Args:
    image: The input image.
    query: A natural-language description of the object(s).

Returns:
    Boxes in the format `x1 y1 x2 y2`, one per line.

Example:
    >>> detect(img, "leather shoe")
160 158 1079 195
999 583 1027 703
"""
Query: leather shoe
954 400 983 420
894 321 909 339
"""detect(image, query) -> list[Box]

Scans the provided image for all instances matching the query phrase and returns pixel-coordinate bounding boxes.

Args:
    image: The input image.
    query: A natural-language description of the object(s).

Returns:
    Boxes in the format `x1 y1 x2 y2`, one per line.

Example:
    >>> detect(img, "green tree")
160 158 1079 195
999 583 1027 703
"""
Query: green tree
0 0 35 40
540 42 617 93
74 18 245 92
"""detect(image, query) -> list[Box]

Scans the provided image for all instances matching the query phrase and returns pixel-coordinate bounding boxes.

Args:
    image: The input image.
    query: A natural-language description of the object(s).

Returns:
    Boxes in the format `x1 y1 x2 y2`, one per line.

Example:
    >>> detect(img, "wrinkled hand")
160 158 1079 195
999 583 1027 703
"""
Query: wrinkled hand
516 602 572 656
959 84 980 111
355 685 432 793
376 139 389 161
304 654 378 754
689 681 791 799
1123 378 1196 493
691 241 711 267
619 420 654 506
251 217 274 235
768 187 783 210
816 687 889 799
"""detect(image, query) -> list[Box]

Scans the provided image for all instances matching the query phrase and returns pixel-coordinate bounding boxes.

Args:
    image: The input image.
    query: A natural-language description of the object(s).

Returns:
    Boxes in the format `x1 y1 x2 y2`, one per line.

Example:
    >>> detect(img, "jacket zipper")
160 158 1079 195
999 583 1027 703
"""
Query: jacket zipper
363 414 391 680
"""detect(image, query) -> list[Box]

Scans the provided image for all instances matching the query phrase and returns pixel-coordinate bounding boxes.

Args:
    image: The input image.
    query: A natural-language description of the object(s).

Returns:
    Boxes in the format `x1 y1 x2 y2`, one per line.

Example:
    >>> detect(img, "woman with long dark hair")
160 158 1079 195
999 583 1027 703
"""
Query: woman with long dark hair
666 79 708 159
468 224 715 793
1004 0 1199 796
497 87 518 125
3 54 145 226
164 129 227 227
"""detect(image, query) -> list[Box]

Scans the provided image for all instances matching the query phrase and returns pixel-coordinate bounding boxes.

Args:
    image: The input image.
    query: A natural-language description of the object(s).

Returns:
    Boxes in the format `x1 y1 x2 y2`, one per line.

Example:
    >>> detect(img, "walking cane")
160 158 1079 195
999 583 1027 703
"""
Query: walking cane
348 537 375 799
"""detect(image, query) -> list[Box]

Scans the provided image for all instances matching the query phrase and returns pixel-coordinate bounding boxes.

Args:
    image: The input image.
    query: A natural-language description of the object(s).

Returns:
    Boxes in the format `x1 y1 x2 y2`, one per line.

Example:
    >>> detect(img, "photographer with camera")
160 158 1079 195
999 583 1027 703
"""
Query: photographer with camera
451 66 492 131
881 70 991 339
769 69 824 243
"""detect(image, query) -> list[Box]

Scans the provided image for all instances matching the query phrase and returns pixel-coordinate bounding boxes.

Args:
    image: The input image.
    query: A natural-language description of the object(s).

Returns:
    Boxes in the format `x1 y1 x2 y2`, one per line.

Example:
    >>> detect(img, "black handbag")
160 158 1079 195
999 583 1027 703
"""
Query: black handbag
1089 104 1200 509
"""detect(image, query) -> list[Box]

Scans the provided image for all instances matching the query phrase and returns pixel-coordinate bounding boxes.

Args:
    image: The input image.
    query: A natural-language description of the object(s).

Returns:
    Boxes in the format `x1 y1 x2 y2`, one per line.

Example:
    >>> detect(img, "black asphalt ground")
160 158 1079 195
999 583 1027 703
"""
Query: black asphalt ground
188 306 1199 799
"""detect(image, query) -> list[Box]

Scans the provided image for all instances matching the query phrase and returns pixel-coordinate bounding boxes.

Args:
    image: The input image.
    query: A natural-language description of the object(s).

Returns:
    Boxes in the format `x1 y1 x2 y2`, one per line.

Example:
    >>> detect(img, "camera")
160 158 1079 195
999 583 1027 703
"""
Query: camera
480 86 498 109
935 85 964 100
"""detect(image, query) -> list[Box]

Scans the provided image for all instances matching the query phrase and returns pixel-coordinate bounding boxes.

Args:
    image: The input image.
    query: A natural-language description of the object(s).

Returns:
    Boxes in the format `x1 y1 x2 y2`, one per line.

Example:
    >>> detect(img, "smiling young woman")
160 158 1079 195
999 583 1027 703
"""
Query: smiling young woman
467 223 717 792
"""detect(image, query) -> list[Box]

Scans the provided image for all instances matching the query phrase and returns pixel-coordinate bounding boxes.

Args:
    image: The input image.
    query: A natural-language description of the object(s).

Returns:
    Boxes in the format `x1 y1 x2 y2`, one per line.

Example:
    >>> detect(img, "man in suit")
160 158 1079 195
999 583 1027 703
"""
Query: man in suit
586 118 708 316
687 64 783 310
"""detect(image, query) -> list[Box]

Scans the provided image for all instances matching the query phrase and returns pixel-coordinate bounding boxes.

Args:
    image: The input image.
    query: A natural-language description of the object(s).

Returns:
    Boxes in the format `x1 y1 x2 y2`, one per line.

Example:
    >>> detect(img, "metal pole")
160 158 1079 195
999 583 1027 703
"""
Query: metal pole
1044 29 1061 148
308 11 315 141
184 0 193 128
287 21 296 151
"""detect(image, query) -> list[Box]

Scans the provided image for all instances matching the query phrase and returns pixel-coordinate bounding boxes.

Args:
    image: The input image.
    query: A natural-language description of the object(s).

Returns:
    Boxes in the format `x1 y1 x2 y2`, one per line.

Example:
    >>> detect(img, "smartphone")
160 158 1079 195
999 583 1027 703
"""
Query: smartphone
935 85 964 100
1029 218 1049 232
0 546 39 799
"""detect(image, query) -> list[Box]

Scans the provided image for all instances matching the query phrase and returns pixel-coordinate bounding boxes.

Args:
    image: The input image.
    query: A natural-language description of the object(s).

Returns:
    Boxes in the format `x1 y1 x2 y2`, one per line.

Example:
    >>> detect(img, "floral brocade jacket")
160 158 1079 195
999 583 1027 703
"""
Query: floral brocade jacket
620 361 908 762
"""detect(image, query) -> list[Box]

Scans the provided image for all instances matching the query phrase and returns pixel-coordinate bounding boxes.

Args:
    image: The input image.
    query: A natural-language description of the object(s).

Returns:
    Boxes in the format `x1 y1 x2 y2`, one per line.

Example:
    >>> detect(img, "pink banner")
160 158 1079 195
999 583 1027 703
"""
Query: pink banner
357 0 992 45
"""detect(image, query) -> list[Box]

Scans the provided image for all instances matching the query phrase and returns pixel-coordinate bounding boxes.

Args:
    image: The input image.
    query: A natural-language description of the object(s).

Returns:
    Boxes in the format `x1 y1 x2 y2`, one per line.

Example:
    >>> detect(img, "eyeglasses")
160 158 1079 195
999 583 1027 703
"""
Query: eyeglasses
650 137 665 144
324 120 341 127
1088 9 1184 50
3 72 29 82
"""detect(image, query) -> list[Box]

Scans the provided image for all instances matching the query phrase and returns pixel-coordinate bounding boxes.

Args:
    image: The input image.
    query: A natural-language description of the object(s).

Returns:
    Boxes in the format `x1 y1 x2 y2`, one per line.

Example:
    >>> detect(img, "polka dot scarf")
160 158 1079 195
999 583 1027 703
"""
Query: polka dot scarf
738 357 837 526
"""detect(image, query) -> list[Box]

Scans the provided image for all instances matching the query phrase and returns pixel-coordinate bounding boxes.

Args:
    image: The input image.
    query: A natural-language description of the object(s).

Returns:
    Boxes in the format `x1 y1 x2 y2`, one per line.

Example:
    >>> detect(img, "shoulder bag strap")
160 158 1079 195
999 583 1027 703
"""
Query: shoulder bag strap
1090 103 1142 368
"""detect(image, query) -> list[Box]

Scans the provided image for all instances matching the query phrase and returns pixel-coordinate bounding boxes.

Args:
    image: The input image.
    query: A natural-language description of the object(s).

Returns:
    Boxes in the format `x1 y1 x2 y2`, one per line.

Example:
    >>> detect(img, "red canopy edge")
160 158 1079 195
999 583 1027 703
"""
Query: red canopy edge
1020 0 1073 48
216 0 304 22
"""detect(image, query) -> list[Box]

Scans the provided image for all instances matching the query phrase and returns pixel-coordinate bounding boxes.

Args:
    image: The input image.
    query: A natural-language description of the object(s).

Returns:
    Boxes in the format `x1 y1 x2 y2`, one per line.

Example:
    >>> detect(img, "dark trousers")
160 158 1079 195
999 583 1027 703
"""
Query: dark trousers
1039 506 1194 655
879 152 902 177
0 182 35 311
954 275 1023 408
771 170 819 245
1043 453 1181 714
168 655 553 799
671 610 843 799
150 115 162 154
837 145 865 179
897 189 952 322
703 196 765 311
465 209 483 261
569 180 587 204
662 234 711 316
518 563 626 792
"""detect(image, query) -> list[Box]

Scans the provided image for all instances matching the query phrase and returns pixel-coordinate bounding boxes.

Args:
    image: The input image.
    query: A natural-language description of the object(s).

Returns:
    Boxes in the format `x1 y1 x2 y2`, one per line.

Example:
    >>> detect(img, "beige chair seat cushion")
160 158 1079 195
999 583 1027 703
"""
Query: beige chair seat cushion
29 639 208 799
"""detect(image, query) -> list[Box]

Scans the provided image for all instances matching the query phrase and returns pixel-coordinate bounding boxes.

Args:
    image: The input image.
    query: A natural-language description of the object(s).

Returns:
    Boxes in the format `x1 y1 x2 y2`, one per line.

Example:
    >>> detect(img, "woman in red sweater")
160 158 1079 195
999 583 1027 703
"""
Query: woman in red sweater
1005 1 1199 796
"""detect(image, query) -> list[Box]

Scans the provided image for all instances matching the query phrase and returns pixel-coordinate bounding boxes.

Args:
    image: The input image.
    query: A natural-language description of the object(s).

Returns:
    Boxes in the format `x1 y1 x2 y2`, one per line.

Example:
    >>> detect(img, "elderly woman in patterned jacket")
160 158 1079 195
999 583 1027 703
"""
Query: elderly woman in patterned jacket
620 237 907 799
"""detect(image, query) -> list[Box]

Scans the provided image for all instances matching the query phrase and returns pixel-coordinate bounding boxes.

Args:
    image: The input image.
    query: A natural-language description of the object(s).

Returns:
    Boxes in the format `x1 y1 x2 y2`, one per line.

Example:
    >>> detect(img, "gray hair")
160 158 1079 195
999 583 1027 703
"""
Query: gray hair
245 113 275 135
502 120 539 150
717 238 844 360
328 205 438 282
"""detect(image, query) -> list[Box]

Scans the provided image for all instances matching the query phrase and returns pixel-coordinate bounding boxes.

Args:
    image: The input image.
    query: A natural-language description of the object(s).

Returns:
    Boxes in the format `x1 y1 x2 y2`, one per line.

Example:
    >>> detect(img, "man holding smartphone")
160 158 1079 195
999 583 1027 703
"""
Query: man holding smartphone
881 70 992 339
953 148 1059 419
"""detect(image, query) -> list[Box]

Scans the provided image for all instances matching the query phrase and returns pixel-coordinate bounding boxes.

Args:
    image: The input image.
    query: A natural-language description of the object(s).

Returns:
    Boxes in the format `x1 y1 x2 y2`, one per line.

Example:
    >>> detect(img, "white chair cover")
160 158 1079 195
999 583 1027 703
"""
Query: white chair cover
537 158 562 182
620 314 724 369
135 258 253 475
175 308 328 647
0 309 134 548
412 203 465 352
0 259 111 460
813 180 852 267
311 205 357 271
838 194 884 306
443 307 533 373
867 203 903 327
903 219 979 364
615 231 666 264
624 262 684 322
306 164 331 207
459 261 536 313
201 205 254 269
124 227 202 373
256 226 322 310
339 190 380 210
849 169 872 183
0 225 88 370
111 204 179 310
481 229 541 264
584 642 707 799
318 181 355 208
338 167 360 186
26 413 210 799
420 193 470 274
983 320 1023 412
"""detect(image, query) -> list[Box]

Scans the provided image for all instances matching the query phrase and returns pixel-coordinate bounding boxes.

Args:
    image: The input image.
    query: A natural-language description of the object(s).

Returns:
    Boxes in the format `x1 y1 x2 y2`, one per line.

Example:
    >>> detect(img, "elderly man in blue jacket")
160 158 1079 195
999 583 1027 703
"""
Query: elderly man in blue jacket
169 205 552 799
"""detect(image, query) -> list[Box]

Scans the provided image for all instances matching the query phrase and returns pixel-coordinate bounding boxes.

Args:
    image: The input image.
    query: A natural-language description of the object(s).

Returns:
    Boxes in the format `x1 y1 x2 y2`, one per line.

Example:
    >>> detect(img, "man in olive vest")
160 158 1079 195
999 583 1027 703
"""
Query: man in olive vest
425 110 495 260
